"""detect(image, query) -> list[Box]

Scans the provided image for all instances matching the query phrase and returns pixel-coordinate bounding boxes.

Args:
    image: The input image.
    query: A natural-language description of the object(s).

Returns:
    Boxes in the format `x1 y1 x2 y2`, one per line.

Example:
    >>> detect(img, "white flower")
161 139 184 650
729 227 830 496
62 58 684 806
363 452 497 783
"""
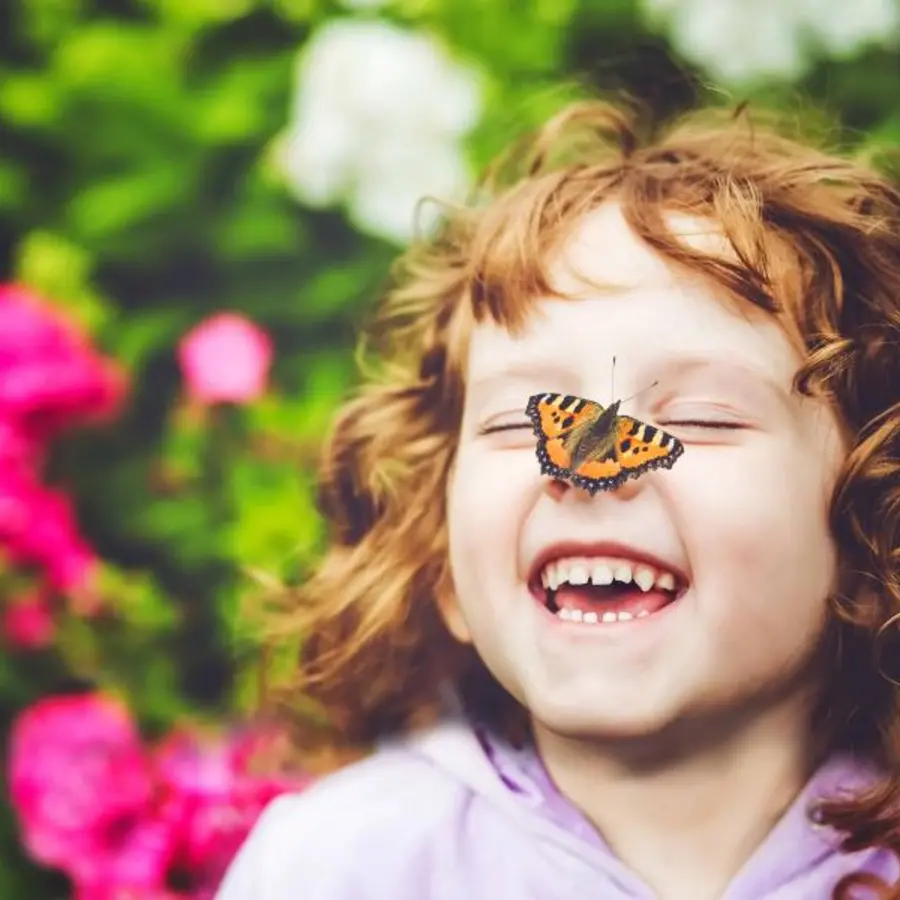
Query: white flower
278 19 483 243
642 0 899 83
275 114 359 207
801 0 899 57
350 137 470 242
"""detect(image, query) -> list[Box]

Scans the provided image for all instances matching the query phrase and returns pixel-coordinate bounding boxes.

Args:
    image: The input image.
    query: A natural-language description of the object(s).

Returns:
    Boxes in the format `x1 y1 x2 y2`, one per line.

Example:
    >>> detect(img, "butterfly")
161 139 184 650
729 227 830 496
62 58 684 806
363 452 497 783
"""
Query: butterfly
525 392 684 495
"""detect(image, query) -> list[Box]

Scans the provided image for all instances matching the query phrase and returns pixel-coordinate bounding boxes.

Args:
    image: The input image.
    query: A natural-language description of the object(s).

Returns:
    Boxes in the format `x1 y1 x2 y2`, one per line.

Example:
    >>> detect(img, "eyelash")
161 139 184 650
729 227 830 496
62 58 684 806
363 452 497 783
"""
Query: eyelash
659 420 744 430
477 423 532 435
478 420 743 435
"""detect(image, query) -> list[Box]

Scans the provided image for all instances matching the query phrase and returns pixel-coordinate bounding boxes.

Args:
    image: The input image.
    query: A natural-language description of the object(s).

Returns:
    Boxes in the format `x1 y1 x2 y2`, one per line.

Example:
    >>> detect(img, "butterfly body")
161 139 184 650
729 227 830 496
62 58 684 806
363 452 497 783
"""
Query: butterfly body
565 399 621 470
526 392 684 495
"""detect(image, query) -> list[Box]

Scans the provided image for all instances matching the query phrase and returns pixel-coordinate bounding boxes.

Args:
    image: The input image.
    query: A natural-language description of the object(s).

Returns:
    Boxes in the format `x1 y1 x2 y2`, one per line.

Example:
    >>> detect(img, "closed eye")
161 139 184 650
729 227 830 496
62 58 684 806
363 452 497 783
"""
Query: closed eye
477 422 532 435
659 420 745 430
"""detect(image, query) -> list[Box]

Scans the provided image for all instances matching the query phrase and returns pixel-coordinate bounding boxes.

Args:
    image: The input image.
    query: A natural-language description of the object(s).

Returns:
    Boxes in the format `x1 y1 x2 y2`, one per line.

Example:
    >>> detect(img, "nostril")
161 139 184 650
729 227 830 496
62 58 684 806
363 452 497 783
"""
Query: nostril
545 478 570 502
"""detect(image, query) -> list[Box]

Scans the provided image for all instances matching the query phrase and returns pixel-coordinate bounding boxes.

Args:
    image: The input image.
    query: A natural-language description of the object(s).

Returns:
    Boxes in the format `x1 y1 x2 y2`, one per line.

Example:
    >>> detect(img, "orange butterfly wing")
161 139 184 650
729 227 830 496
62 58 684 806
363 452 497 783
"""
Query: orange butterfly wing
527 393 621 491
613 415 684 480
527 393 684 494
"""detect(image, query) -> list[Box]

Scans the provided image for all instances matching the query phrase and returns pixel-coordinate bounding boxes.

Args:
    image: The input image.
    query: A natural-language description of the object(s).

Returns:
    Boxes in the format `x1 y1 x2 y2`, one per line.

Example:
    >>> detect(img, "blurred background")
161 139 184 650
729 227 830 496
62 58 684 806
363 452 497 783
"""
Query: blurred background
0 0 897 896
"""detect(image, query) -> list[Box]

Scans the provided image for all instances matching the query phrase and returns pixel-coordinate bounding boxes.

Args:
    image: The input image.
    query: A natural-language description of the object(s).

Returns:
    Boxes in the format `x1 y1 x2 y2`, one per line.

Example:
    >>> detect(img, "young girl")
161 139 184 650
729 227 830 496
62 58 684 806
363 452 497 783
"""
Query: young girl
217 99 900 899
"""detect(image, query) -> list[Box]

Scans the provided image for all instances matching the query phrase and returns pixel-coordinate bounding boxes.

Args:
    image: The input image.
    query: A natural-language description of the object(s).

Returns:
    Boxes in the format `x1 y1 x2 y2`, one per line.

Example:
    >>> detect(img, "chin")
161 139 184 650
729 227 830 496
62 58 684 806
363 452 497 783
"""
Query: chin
528 693 684 745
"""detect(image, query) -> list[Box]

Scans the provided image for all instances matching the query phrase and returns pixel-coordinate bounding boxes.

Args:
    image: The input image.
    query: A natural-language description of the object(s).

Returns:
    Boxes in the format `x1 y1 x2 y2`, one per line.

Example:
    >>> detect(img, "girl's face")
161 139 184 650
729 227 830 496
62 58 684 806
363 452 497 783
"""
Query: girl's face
441 204 845 744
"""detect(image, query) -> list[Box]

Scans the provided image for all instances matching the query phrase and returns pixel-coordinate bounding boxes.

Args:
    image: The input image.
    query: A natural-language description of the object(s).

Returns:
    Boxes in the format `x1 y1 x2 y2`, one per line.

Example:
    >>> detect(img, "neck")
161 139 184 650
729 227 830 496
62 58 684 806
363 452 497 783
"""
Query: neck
532 699 824 900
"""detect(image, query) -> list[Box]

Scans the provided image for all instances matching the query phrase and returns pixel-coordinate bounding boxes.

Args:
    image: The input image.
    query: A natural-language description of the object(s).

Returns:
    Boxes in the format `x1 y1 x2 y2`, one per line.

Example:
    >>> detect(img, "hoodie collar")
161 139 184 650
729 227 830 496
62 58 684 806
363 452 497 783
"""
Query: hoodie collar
476 722 889 896
407 717 893 897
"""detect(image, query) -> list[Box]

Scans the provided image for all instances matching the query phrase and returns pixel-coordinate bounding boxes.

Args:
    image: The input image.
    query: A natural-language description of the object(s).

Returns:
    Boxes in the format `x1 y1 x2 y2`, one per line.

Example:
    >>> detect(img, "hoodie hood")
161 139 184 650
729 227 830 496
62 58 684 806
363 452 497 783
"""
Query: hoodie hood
406 716 898 899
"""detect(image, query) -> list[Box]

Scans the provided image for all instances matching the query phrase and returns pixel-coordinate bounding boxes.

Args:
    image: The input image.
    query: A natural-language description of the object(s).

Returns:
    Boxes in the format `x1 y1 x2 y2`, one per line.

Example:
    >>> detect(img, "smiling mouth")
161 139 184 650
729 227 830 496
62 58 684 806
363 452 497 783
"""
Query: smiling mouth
530 555 687 625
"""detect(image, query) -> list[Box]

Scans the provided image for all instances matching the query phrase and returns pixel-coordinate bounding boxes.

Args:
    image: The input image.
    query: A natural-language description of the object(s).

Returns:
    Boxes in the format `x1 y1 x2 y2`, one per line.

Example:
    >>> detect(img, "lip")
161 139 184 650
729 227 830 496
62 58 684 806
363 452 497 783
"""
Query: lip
532 584 690 641
527 539 690 590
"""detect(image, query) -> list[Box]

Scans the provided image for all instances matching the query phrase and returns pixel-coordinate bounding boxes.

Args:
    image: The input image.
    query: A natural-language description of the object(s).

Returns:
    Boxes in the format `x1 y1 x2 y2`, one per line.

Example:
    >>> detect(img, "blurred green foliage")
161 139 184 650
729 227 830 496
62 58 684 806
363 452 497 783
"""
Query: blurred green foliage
0 0 897 893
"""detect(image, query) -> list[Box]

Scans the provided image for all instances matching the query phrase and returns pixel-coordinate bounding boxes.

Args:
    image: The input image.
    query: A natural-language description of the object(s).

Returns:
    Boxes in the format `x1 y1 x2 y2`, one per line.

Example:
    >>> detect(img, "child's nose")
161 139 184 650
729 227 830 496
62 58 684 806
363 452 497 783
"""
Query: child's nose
543 473 646 505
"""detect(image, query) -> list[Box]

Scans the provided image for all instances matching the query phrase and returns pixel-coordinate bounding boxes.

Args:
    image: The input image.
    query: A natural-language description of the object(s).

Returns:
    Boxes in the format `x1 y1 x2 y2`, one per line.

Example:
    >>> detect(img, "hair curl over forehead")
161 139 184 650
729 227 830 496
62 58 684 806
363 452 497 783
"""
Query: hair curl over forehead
265 100 900 895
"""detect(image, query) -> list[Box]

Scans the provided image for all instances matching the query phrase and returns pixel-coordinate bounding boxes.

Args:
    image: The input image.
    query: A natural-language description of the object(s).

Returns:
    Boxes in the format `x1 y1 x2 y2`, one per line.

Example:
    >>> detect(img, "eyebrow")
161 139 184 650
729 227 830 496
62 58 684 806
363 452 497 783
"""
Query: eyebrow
466 353 795 414
470 355 787 387
646 354 794 407
648 353 782 382
467 361 577 395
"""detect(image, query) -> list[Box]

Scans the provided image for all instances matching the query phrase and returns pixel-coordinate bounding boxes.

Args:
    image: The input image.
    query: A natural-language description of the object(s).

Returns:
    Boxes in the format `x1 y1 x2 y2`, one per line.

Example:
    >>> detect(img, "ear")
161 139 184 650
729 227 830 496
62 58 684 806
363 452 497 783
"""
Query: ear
434 585 473 645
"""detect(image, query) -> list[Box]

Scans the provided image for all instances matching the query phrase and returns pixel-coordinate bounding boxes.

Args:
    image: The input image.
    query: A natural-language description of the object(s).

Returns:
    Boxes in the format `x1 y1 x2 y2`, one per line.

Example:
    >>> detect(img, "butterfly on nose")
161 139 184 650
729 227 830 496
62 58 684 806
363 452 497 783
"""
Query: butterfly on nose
526 392 684 495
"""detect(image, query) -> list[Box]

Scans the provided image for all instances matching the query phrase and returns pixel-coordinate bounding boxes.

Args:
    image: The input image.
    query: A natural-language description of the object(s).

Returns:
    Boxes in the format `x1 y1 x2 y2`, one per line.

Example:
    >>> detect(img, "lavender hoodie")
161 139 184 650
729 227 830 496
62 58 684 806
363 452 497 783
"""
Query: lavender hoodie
216 717 898 899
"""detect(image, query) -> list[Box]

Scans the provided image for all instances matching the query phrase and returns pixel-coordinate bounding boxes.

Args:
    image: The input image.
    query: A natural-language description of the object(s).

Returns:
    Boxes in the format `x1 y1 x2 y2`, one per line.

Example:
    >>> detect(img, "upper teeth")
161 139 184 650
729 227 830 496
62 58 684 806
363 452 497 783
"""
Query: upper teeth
541 557 676 593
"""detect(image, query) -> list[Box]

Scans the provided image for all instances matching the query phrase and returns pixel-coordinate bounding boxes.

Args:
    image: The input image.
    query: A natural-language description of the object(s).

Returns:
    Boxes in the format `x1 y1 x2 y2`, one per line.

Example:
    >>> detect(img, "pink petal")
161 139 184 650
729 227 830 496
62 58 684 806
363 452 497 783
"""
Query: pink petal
2 589 55 649
177 313 273 405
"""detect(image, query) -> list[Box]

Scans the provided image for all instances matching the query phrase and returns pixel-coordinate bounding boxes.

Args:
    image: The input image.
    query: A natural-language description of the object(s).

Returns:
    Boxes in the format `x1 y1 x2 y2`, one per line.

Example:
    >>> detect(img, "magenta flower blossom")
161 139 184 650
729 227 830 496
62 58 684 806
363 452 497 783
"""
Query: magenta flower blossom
2 588 55 649
69 812 178 900
0 418 42 470
156 726 307 892
7 694 170 890
0 284 125 440
176 313 273 405
0 284 125 613
0 289 308 895
0 470 98 596
8 694 310 897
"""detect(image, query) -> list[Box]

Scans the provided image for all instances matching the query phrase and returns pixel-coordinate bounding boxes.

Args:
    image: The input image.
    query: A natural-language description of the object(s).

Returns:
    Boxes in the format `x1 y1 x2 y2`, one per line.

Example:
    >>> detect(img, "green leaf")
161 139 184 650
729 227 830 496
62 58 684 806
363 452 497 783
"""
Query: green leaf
0 159 27 211
52 23 185 94
101 566 180 631
19 0 86 47
112 310 191 368
0 71 60 130
213 199 304 259
66 165 196 242
13 231 112 334
146 0 260 30
227 457 321 570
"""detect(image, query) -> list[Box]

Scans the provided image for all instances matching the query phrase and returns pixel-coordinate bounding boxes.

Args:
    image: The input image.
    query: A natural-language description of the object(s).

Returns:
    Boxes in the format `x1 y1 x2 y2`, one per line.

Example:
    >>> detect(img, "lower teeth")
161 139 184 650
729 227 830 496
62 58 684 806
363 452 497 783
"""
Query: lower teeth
558 607 649 624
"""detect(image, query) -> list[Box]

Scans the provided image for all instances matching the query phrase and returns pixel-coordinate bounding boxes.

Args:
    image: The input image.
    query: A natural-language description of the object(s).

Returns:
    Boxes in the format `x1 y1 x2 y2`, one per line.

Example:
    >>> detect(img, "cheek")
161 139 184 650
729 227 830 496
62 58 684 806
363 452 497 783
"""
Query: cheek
673 439 836 631
446 449 534 606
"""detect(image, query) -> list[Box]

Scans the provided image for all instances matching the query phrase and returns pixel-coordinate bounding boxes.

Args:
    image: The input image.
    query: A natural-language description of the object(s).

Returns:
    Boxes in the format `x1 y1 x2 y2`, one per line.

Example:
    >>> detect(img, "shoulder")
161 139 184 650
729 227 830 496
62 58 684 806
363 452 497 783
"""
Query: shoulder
277 740 467 832
215 742 472 900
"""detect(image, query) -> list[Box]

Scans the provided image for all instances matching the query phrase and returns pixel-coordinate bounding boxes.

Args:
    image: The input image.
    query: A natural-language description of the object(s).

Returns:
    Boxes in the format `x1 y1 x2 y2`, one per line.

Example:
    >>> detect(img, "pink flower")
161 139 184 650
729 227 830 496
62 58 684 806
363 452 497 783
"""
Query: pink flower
156 726 307 891
75 881 189 900
176 313 273 405
0 470 99 596
2 589 55 649
0 417 42 470
7 693 169 888
0 287 120 615
69 812 177 899
0 285 125 440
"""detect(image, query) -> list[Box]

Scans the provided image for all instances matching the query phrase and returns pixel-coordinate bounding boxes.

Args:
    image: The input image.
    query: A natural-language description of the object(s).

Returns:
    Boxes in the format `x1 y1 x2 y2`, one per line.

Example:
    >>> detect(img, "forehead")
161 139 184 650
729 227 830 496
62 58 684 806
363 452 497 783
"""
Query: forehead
465 204 802 395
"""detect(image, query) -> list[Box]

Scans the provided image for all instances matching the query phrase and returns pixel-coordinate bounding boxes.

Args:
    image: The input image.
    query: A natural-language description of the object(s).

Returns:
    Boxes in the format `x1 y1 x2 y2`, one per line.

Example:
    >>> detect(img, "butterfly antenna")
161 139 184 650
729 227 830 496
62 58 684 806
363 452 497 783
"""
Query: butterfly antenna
620 379 660 406
611 357 657 405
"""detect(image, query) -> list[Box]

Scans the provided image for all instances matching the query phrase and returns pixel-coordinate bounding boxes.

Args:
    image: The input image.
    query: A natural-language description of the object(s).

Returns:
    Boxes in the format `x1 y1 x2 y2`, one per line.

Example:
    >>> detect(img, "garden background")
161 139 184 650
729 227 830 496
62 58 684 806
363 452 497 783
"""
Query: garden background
0 0 898 897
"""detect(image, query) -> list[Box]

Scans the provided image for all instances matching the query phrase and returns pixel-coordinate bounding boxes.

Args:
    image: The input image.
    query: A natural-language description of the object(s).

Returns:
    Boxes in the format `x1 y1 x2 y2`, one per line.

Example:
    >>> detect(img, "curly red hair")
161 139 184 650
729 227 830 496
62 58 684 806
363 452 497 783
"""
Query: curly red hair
263 99 900 897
